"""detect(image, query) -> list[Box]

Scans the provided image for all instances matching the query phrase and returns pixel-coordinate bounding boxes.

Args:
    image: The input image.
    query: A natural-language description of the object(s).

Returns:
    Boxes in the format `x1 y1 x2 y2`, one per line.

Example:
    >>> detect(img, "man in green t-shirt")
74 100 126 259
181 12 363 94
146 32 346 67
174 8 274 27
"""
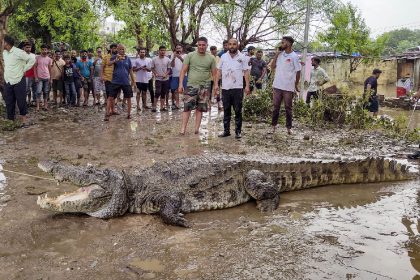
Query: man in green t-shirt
178 37 217 135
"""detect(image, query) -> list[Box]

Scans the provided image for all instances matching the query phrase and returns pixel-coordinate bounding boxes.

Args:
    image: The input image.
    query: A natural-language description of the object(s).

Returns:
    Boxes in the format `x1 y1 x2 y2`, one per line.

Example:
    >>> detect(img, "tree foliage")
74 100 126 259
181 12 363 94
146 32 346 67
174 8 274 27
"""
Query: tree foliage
8 0 100 50
318 3 386 72
378 28 420 56
106 0 169 50
209 0 339 51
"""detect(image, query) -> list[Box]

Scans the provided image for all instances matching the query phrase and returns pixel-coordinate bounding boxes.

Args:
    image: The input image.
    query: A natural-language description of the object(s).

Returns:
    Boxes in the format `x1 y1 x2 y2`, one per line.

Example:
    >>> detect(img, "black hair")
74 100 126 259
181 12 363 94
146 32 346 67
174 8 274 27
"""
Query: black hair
63 55 70 60
87 48 94 52
22 41 32 47
40 44 49 49
282 36 295 45
159 45 166 50
138 47 146 51
222 40 228 45
312 57 321 64
96 46 102 51
372 69 382 75
175 43 183 48
256 49 263 54
210 46 217 51
197 37 208 43
80 50 87 53
4 35 15 47
55 50 61 54
109 43 118 49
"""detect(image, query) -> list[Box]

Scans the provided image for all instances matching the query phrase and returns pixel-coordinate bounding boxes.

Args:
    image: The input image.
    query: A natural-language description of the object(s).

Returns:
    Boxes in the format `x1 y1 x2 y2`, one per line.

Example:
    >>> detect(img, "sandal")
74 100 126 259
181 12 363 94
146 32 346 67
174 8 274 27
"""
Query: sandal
104 115 110 121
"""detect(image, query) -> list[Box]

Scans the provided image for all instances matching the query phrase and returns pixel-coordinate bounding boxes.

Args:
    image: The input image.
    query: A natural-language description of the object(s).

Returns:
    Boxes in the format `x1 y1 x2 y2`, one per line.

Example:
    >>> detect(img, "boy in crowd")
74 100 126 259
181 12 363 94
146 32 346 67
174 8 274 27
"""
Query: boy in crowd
23 41 37 105
62 55 78 106
34 44 52 111
93 47 105 105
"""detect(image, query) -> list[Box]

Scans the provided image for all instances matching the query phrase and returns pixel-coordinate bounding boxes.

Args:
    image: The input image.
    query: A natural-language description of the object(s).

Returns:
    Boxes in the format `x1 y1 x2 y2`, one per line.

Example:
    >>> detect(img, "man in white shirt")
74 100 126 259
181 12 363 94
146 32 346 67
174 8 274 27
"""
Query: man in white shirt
271 36 301 135
151 46 171 112
306 57 329 105
133 47 152 110
214 38 250 139
3 35 35 126
170 44 187 110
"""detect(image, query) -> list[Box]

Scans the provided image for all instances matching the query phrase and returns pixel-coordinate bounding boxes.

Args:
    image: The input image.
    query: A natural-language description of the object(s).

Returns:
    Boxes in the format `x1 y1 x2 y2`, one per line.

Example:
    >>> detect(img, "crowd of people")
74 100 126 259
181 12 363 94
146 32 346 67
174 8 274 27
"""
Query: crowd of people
2 34 338 137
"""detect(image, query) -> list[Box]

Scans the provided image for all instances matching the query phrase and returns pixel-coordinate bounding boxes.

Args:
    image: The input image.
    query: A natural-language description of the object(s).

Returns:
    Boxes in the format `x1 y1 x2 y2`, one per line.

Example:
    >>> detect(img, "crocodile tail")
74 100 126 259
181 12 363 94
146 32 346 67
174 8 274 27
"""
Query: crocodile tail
276 158 416 192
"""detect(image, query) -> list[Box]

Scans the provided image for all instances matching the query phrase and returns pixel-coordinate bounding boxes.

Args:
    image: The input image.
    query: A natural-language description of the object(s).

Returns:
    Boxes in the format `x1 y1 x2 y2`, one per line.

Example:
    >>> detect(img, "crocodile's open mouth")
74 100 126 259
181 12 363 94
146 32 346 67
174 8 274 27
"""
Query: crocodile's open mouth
37 184 111 213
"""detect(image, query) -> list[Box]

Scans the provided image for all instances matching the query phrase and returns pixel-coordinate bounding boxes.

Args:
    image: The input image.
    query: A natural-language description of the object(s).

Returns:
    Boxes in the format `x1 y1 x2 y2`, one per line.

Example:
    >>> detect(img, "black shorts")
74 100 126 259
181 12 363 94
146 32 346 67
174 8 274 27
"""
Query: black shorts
105 81 113 98
110 84 133 99
52 79 63 92
155 80 169 99
136 82 148 92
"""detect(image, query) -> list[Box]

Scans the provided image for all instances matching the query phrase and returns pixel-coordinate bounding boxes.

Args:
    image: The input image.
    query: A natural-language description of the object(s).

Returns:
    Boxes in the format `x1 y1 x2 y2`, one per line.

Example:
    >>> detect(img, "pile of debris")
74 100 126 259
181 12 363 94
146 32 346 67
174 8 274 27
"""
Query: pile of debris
379 97 419 110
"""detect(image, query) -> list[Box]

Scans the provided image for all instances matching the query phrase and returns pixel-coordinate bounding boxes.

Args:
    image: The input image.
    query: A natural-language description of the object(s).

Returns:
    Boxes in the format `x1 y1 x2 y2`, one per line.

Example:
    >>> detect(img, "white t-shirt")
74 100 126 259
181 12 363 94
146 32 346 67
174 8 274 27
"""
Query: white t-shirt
152 56 171 81
134 57 152 83
170 53 186 77
217 52 250 90
272 51 302 92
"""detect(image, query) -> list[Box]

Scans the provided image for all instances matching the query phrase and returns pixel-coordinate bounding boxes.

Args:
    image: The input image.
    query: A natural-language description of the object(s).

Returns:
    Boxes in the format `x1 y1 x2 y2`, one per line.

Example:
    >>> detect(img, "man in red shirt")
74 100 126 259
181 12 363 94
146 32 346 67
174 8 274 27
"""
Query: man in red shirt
23 42 36 105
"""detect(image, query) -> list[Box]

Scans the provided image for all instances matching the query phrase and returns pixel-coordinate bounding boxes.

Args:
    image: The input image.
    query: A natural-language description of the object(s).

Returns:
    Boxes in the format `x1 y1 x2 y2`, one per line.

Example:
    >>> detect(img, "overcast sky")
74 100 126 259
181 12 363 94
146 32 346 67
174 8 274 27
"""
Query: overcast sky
347 0 420 36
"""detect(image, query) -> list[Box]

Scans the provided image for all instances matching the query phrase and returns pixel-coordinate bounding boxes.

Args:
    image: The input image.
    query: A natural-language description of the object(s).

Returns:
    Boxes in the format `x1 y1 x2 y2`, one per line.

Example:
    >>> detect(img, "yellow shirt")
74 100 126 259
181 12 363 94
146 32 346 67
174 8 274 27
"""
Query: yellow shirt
102 54 114 81
3 47 36 85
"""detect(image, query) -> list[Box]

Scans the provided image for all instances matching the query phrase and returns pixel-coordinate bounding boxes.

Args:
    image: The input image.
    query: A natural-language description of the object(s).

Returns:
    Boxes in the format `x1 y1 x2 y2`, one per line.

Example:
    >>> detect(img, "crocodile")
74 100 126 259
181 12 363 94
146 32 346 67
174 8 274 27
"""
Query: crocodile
37 154 417 227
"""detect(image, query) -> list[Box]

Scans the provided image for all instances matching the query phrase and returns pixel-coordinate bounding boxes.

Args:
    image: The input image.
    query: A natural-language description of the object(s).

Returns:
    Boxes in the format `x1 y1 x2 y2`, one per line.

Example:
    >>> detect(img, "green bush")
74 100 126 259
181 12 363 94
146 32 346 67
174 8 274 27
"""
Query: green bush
243 88 273 122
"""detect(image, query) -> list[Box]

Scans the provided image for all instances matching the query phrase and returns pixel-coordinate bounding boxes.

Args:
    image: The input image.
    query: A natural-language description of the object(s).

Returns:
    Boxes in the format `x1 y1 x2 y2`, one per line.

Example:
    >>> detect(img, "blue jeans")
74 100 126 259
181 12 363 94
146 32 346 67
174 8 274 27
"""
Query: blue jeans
26 77 37 102
36 78 50 101
64 81 77 105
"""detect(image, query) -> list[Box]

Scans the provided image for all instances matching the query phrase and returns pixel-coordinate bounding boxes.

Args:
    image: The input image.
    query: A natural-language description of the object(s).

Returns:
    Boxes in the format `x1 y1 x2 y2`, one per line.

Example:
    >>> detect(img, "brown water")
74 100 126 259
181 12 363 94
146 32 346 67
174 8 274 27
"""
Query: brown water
0 103 419 279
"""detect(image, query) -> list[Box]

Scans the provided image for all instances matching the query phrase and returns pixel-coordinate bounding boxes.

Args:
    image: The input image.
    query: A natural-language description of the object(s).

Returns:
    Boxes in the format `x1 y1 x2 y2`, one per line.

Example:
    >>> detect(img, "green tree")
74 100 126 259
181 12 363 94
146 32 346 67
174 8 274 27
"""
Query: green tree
318 3 386 73
8 0 99 50
377 28 420 56
106 0 169 51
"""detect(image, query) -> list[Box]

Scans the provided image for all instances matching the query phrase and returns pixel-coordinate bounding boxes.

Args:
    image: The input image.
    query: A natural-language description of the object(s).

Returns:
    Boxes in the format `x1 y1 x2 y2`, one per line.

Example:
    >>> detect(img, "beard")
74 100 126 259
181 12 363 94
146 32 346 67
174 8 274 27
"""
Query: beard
228 48 238 53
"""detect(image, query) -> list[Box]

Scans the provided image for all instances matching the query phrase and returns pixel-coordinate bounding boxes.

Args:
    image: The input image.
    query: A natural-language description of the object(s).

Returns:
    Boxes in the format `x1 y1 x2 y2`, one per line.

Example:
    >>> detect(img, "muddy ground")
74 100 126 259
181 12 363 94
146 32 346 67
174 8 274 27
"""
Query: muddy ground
0 102 419 279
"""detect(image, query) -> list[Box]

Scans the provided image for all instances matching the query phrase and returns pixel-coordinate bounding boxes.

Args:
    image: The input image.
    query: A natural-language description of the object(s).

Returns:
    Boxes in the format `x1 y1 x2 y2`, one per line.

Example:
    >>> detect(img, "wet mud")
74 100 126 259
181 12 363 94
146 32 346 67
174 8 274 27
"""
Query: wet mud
0 104 419 279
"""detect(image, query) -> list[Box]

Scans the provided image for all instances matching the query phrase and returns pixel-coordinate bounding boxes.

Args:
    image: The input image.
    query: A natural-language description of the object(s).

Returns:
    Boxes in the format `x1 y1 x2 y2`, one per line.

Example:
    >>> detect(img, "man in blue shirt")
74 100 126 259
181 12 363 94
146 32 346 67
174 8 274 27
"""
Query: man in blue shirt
76 50 94 106
105 44 136 121
217 40 228 57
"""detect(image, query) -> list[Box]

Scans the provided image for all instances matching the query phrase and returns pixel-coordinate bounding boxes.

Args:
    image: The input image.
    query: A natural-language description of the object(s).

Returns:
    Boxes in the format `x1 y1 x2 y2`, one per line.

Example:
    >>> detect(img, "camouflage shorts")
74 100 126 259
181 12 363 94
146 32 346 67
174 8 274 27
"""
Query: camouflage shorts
183 83 211 112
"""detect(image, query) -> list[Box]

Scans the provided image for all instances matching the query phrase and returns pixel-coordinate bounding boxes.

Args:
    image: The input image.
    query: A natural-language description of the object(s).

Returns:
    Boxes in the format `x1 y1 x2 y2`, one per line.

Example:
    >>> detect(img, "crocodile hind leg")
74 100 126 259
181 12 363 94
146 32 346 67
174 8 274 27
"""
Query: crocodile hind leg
245 170 280 212
158 194 190 228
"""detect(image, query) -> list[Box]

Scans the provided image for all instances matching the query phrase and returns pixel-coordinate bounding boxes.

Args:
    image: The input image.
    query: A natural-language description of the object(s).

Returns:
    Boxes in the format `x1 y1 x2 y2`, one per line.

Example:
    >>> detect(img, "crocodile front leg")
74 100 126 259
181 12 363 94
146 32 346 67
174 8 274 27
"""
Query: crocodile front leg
157 194 190 228
245 170 280 212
